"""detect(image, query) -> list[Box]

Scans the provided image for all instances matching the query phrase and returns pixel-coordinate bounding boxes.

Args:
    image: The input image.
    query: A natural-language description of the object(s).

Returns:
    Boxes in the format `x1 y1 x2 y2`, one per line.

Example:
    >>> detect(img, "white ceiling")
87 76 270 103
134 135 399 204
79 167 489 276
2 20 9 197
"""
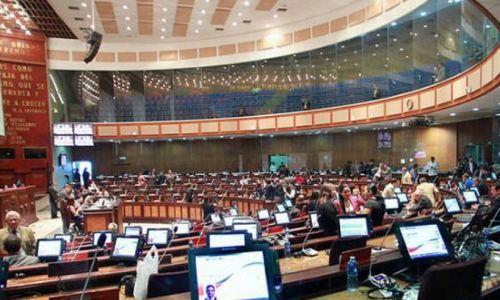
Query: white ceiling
47 0 361 42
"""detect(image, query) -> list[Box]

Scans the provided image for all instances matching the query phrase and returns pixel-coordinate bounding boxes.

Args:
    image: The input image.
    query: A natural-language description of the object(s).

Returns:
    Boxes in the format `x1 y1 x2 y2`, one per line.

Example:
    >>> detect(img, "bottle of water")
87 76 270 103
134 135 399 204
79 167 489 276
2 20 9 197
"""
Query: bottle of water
284 228 292 258
347 256 358 292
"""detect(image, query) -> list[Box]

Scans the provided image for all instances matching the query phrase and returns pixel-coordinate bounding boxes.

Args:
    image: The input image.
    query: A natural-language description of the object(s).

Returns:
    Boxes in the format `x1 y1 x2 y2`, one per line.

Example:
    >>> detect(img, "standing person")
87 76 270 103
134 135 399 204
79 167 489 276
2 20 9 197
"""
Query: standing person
58 183 73 233
72 168 81 185
372 84 381 99
317 183 339 235
425 156 439 180
82 167 90 188
466 156 478 176
269 162 278 174
48 182 59 219
0 211 36 255
416 177 440 207
434 63 446 82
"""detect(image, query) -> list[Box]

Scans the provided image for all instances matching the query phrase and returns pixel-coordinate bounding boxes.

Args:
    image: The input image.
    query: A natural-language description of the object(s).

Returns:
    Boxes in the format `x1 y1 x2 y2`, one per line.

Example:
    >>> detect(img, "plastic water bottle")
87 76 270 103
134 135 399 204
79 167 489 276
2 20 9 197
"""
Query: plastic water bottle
347 256 358 292
284 228 292 258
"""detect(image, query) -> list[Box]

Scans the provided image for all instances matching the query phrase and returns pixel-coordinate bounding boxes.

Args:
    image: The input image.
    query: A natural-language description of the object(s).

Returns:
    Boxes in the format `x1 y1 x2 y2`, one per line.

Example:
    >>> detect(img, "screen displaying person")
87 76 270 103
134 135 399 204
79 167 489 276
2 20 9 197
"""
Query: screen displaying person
205 284 217 300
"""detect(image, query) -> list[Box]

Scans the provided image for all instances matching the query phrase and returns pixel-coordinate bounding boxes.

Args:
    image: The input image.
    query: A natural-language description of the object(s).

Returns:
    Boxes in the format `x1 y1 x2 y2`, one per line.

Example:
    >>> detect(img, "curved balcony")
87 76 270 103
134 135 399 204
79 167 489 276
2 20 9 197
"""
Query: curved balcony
93 46 499 140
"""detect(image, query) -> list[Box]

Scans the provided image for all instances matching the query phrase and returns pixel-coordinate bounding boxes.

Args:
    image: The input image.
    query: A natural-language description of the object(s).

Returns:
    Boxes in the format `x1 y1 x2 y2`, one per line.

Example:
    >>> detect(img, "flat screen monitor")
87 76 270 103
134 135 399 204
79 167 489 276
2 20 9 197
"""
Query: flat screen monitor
229 208 239 216
276 204 286 212
463 190 479 204
274 212 291 225
309 211 319 229
124 226 142 236
146 228 170 246
53 123 73 135
74 135 94 146
395 219 454 265
73 123 93 135
394 187 402 194
444 198 462 215
36 239 64 262
338 215 370 238
384 197 400 211
223 216 235 227
54 135 74 146
257 209 270 220
111 236 142 261
233 222 259 240
396 193 409 204
284 200 293 208
470 187 479 196
188 244 275 300
210 213 222 224
173 222 190 235
54 234 73 245
93 231 114 247
207 231 249 249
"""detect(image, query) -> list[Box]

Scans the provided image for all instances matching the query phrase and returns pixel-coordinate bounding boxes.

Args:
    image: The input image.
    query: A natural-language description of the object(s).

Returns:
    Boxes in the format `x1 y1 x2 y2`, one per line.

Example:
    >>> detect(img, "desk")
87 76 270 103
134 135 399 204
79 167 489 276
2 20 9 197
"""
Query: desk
83 206 118 233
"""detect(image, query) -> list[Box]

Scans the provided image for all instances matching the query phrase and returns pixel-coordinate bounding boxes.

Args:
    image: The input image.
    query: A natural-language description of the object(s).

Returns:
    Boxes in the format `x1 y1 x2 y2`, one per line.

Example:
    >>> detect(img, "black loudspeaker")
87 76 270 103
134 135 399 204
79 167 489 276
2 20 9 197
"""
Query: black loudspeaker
84 31 102 64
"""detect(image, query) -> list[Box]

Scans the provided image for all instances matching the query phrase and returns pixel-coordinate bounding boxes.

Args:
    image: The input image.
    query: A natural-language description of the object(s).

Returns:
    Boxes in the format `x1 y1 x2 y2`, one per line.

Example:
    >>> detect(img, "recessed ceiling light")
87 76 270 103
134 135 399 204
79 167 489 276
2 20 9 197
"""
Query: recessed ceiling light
420 11 427 16
86 14 91 19
161 27 166 32
194 29 199 33
265 24 270 28
163 7 167 12
81 2 87 7
162 18 166 22
123 4 128 9
197 20 202 25
486 24 491 29
273 14 278 18
391 22 397 26
126 26 131 31
232 22 237 26
449 112 456 116
238 12 242 17
160 36 164 39
201 9 206 14
472 108 479 111
244 1 250 6
455 28 460 32
125 16 130 21
205 0 210 2
496 113 500 116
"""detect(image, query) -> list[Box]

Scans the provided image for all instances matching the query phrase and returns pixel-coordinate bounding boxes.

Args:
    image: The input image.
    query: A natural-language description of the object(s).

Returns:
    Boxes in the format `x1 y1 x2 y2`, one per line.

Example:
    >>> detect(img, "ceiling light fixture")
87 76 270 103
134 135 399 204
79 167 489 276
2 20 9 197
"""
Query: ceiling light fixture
197 20 202 25
472 108 479 111
162 18 166 22
244 1 250 6
194 29 199 33
273 14 278 18
163 7 167 12
123 4 128 9
81 2 87 7
201 9 206 14
449 112 456 116
232 22 237 26
126 26 131 31
238 12 242 17
125 16 130 21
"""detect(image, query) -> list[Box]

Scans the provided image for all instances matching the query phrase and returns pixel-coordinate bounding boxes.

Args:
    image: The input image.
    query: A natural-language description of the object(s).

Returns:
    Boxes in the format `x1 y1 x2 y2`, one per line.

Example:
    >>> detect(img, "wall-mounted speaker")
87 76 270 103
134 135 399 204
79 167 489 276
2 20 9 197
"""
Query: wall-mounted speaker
84 31 102 64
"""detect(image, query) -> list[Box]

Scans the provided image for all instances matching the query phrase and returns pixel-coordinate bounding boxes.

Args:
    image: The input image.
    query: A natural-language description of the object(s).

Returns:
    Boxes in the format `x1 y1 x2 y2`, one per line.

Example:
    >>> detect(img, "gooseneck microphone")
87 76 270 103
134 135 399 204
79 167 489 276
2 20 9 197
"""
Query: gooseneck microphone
300 216 319 255
80 233 107 300
159 226 178 264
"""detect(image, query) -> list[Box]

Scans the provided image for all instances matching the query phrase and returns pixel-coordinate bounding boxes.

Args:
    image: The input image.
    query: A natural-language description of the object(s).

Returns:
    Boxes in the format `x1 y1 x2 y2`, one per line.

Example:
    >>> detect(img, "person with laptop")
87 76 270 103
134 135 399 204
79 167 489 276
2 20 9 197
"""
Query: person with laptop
403 190 433 219
0 211 36 255
2 234 39 266
360 185 386 226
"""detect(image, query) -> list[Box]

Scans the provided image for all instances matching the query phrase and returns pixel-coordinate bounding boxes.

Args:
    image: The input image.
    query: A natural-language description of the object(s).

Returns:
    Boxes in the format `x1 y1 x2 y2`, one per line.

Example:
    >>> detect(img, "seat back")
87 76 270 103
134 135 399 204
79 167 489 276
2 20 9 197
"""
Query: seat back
49 287 119 300
147 270 189 298
339 246 372 270
417 257 487 300
329 236 367 266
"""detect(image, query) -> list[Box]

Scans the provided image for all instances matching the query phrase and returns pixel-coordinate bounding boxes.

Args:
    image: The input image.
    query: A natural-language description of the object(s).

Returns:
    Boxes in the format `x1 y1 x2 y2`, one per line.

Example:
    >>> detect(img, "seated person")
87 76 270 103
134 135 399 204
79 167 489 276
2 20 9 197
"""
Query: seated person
0 210 36 255
360 185 386 226
403 190 433 218
3 234 39 266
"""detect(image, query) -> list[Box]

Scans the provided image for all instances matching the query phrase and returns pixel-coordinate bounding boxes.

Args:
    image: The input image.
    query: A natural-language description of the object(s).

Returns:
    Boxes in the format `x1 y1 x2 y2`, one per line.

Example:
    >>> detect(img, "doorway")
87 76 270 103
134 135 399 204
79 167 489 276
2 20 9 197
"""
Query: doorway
72 161 92 185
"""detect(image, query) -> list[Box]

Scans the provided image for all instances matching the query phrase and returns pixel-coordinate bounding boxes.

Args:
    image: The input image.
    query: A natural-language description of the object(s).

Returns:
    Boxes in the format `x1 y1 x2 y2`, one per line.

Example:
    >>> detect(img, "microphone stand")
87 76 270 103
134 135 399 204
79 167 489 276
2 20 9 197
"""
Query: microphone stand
158 227 178 264
300 225 317 256
80 234 106 300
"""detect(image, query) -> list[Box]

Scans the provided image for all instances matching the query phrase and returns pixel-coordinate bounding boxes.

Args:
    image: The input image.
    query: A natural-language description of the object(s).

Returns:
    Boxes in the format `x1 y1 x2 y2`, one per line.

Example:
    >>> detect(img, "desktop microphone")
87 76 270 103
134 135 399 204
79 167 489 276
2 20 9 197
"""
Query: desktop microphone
80 233 106 300
158 226 178 264
68 234 90 261
300 224 317 256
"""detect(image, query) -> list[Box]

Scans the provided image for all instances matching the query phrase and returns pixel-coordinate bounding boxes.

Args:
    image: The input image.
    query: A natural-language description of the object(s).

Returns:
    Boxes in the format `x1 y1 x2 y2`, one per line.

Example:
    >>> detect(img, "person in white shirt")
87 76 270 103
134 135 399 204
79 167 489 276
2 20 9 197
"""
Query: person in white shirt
425 156 439 178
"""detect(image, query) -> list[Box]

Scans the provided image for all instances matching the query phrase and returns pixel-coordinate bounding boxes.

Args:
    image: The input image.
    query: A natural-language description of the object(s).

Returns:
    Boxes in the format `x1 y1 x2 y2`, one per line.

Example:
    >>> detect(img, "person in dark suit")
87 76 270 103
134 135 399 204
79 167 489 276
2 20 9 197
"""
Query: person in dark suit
48 182 59 219
3 234 39 266
467 156 478 176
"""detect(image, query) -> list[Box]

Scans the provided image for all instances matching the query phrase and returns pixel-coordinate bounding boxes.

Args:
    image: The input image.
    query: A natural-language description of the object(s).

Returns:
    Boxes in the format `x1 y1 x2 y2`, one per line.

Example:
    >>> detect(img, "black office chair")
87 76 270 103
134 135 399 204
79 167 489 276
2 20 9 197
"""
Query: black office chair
146 270 190 298
417 257 487 300
329 236 367 266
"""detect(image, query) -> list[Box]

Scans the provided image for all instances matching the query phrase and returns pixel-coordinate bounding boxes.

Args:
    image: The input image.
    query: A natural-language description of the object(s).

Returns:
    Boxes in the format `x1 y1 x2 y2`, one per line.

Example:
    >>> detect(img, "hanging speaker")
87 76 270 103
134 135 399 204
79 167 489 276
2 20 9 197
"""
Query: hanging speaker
83 31 102 64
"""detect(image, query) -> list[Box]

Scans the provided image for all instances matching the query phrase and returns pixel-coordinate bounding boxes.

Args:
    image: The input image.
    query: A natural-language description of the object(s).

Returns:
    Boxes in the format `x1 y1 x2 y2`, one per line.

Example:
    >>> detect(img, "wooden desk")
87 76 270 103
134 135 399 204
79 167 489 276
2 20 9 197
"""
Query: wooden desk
83 206 118 233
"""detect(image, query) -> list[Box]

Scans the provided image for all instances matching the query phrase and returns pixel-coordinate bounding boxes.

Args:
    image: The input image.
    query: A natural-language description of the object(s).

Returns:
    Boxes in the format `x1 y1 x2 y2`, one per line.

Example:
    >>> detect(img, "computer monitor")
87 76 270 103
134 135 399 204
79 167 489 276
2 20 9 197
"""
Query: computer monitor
229 208 239 216
92 231 114 247
173 222 191 235
463 190 479 204
470 187 479 196
337 215 371 238
36 239 64 262
394 187 402 194
207 231 250 249
444 198 462 215
257 209 270 220
111 236 142 262
384 197 400 212
394 219 454 266
396 193 409 204
210 213 222 224
188 244 277 300
124 226 142 236
54 234 73 245
274 212 291 226
284 199 293 208
146 228 170 247
309 211 319 229
276 204 286 212
233 222 260 240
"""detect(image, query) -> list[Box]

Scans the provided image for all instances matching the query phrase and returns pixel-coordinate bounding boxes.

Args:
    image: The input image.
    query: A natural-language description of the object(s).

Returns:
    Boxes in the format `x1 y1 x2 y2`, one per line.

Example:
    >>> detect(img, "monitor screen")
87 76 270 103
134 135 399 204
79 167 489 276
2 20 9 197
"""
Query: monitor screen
338 216 369 238
210 213 222 224
173 222 190 235
112 236 140 259
54 135 74 146
394 187 402 194
470 187 479 196
233 223 259 240
257 209 270 220
396 193 409 204
229 208 238 216
463 190 478 203
284 200 293 208
384 197 400 210
53 123 73 135
309 212 319 229
93 232 114 247
74 135 94 146
274 212 290 225
54 234 72 244
223 216 235 227
124 226 142 236
276 204 286 212
193 251 270 299
37 239 63 258
146 229 169 246
398 223 451 261
444 198 461 214
73 123 93 135
207 233 247 249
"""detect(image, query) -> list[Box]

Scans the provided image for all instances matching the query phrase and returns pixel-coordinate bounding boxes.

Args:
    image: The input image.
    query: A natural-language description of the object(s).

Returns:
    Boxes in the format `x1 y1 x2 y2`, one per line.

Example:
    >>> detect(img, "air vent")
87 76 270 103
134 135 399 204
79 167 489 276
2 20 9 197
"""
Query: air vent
242 20 251 24
277 8 287 12
216 27 224 31
68 6 80 10
74 17 84 21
